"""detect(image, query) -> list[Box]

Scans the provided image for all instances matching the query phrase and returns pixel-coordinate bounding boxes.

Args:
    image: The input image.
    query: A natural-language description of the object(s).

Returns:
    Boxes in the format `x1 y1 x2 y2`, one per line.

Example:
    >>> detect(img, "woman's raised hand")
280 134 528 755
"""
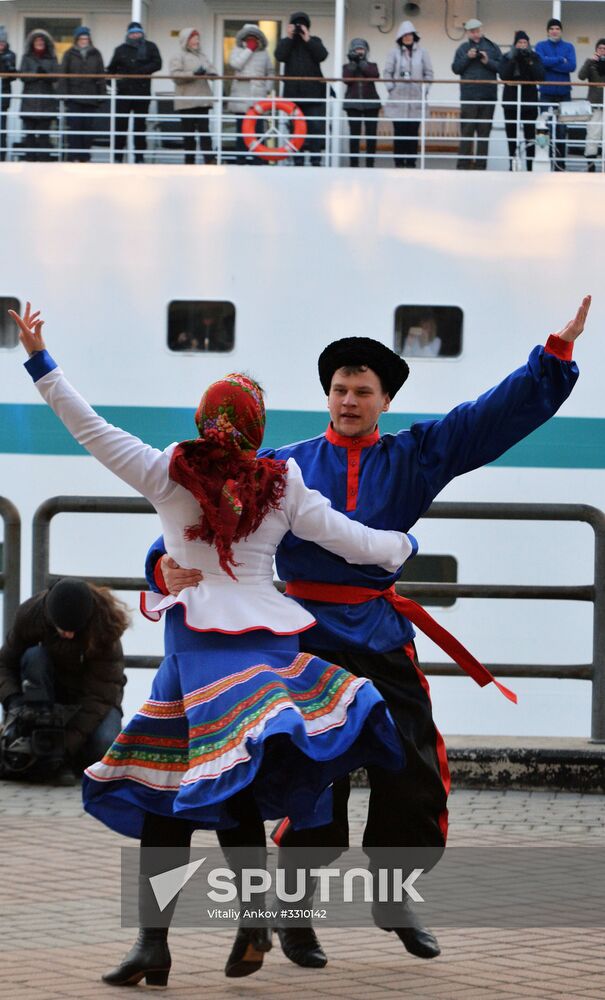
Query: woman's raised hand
8 301 46 356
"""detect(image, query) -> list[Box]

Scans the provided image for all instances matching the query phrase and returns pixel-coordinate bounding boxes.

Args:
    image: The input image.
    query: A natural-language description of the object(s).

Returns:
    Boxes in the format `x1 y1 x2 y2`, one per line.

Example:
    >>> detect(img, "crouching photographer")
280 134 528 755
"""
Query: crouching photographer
0 579 129 786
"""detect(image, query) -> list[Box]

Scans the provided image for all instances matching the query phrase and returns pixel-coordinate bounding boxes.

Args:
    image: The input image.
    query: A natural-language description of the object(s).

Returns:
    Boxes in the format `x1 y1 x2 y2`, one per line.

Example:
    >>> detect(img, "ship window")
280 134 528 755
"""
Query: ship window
0 298 20 349
399 554 458 608
167 301 235 353
394 305 463 359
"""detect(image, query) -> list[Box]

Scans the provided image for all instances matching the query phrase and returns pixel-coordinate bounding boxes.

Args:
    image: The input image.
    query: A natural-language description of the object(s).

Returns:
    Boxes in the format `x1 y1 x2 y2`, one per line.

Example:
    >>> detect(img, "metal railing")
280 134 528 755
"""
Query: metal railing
29 495 605 741
0 73 603 170
0 498 20 641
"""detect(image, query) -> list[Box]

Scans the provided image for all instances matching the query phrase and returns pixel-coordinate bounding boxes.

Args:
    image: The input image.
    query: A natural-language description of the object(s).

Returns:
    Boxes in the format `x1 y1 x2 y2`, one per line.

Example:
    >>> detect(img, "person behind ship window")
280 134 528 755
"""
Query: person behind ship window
106 20 161 164
383 20 433 169
61 26 106 163
499 31 545 172
275 11 328 166
452 18 501 170
170 27 217 166
227 23 273 165
402 310 442 357
0 25 17 162
0 579 128 787
19 29 59 162
343 38 380 168
535 18 576 171
578 38 605 172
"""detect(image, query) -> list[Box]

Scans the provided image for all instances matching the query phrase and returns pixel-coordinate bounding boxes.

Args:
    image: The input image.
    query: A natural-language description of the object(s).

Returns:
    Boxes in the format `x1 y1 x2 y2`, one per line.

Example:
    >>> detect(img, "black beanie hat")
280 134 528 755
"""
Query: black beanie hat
46 578 94 633
547 18 562 31
318 337 410 398
514 30 530 44
290 11 311 28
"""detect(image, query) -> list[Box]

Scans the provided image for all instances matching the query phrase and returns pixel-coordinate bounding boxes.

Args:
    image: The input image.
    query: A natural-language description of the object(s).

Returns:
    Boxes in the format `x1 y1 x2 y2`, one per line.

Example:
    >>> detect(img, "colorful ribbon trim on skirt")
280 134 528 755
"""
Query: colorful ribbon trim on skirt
285 580 517 704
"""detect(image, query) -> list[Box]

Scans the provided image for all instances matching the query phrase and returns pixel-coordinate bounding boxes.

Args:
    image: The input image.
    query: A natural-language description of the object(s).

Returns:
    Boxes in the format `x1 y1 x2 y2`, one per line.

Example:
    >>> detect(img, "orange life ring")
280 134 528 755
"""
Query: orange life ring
242 99 307 162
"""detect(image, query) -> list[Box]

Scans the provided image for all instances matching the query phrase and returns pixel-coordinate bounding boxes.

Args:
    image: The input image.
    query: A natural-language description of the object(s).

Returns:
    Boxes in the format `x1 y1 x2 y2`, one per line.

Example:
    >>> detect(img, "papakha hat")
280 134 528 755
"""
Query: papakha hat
318 337 410 398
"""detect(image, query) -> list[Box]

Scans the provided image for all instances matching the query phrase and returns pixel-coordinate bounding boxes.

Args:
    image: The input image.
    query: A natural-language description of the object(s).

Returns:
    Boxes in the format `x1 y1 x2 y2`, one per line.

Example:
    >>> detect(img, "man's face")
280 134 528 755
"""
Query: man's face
597 43 605 58
328 366 390 438
468 28 483 45
516 39 529 51
548 26 562 41
128 31 143 42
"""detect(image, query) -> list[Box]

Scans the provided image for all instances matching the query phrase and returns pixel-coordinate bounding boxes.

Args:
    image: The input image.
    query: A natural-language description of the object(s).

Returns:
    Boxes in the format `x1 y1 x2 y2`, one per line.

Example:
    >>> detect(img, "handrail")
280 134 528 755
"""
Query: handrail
0 498 20 641
30 496 605 741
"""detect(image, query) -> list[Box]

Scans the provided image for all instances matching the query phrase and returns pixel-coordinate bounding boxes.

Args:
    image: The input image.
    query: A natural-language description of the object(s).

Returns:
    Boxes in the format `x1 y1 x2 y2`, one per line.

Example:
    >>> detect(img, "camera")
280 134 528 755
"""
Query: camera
293 23 304 37
0 703 75 777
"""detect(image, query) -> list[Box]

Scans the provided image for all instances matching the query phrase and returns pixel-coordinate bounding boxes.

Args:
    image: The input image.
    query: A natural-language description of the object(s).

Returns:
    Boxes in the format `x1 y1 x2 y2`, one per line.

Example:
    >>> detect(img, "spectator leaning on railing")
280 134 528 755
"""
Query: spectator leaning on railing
383 19 433 169
170 27 217 166
19 29 59 161
343 37 380 168
106 20 162 164
228 24 273 165
535 18 576 171
499 31 544 172
452 17 501 170
61 27 106 163
578 38 605 171
0 26 16 162
275 11 328 166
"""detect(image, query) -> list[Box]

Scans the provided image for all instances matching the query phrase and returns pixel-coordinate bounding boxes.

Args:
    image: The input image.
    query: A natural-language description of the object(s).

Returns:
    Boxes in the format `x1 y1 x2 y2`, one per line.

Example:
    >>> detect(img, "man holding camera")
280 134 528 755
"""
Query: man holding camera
578 38 605 171
0 578 127 785
275 11 328 165
452 17 501 169
499 31 545 171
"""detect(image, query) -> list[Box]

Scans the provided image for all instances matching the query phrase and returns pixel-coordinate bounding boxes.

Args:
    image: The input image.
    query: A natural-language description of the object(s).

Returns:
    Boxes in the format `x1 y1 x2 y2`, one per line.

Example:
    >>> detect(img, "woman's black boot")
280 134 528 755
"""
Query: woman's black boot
101 927 171 986
225 926 272 978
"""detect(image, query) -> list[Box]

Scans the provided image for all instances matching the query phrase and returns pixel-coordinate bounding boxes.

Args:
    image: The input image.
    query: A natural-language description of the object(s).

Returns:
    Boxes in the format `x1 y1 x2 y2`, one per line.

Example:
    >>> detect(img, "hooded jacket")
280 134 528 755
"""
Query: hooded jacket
61 39 106 102
275 21 328 101
107 29 162 96
19 30 59 115
0 591 126 756
227 24 273 113
578 56 605 106
452 32 502 102
0 34 16 96
343 38 380 111
169 28 217 110
535 36 576 99
383 21 433 120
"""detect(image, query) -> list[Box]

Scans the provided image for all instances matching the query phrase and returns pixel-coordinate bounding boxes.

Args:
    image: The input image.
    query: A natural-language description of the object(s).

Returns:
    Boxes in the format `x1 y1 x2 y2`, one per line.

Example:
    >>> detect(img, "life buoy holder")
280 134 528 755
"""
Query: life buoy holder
242 99 307 162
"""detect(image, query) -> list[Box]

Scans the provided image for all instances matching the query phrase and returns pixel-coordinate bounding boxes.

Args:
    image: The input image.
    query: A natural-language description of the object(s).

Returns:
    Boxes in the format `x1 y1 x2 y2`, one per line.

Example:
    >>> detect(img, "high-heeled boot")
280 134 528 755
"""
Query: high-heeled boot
223 846 273 978
101 927 171 986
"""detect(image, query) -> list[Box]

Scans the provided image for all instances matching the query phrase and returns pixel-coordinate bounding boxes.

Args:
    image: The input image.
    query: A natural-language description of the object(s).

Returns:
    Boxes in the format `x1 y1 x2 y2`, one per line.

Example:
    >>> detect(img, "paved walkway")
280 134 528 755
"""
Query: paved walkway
1 783 604 1000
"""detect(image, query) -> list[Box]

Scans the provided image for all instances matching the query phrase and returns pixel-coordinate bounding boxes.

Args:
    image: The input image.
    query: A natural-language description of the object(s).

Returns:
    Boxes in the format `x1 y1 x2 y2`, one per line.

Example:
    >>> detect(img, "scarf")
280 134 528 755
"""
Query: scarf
169 374 287 579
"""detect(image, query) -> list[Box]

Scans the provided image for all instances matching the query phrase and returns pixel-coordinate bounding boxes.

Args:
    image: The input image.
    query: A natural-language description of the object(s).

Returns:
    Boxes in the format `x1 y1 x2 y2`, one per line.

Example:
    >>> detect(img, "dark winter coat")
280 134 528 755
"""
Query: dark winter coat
61 45 106 102
343 59 380 111
0 592 126 755
19 30 59 116
0 45 16 96
106 39 162 96
578 57 605 106
452 36 502 102
275 33 328 101
499 46 545 104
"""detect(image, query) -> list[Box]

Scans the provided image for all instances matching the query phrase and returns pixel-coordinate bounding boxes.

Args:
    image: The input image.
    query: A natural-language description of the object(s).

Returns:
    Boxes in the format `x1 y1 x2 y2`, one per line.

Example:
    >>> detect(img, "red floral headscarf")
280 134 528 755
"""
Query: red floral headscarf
169 374 287 579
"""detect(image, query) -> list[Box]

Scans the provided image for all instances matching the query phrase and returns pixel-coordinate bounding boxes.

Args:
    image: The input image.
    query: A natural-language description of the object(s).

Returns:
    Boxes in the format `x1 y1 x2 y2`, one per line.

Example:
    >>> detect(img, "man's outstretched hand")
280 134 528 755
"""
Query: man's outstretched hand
555 295 591 343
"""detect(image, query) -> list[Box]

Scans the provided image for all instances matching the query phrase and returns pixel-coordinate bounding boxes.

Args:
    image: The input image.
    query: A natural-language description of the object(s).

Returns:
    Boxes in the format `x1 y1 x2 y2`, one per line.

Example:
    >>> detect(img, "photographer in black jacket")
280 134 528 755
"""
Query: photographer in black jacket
0 26 16 161
275 11 328 165
499 30 545 171
106 20 161 163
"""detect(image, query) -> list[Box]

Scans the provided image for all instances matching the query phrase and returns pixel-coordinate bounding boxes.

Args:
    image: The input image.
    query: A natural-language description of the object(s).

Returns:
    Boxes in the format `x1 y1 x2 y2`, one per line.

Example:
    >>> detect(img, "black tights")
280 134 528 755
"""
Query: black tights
139 784 266 853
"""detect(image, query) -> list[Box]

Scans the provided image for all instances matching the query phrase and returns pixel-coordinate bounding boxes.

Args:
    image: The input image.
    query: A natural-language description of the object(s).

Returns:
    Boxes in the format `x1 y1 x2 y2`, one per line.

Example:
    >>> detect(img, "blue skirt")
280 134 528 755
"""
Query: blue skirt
83 609 405 839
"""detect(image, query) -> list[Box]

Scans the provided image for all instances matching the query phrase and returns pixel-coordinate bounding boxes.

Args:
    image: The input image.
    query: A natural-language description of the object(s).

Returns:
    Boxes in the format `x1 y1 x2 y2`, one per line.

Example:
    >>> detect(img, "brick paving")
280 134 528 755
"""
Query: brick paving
1 783 604 1000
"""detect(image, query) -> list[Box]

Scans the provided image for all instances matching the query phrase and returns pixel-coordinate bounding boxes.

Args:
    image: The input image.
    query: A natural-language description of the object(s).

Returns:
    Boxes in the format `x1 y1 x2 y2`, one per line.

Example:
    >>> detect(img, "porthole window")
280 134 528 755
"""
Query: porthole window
0 299 20 349
399 554 458 608
168 301 235 353
394 305 463 358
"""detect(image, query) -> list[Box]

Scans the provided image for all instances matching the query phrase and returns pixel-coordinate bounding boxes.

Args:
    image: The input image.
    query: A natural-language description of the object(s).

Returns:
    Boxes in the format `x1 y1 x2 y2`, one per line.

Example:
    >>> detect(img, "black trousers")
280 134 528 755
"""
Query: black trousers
278 642 449 860
65 101 99 161
21 115 55 161
0 95 10 161
457 101 495 169
180 107 214 165
346 107 380 167
392 118 421 167
502 95 538 170
114 96 150 162
292 100 325 165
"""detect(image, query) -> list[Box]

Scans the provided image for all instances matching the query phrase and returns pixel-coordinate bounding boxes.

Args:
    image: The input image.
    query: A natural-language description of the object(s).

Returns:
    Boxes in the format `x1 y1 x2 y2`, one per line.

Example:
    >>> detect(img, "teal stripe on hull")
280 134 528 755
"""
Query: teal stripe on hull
1 403 604 469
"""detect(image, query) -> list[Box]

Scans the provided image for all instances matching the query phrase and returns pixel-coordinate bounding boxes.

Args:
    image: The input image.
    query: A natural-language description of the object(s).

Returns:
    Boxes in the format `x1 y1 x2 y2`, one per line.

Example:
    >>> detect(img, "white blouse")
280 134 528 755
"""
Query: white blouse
33 367 414 634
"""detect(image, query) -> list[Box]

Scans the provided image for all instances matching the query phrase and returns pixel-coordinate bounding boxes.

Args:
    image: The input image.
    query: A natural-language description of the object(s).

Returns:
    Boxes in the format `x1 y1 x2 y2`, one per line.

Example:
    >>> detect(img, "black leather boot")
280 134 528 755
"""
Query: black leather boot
225 926 272 978
275 873 327 968
101 928 171 986
372 900 440 959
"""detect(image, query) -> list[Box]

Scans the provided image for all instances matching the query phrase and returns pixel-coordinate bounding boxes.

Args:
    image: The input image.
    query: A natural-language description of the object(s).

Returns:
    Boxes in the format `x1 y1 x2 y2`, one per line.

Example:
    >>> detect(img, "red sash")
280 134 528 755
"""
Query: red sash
285 580 517 704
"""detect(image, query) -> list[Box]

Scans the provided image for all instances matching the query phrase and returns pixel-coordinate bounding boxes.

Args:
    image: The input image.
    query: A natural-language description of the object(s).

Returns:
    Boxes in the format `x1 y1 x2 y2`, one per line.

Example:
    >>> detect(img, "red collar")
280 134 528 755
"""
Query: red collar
325 424 380 449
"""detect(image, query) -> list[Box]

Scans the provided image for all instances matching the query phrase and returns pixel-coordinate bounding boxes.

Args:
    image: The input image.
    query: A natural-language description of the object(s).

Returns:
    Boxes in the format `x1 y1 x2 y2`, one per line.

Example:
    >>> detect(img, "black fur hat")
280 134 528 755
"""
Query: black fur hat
318 337 410 398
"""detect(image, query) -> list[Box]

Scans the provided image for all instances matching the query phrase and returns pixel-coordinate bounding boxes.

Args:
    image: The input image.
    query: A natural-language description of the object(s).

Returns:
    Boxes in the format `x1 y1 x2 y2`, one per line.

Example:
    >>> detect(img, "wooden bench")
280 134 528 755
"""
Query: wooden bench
361 105 460 155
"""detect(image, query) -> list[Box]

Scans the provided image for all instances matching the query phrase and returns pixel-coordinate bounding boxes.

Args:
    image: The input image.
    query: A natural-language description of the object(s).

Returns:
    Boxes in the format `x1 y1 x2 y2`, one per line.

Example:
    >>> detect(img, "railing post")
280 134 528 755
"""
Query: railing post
591 512 605 741
109 78 116 163
215 76 224 164
0 498 21 640
419 82 427 170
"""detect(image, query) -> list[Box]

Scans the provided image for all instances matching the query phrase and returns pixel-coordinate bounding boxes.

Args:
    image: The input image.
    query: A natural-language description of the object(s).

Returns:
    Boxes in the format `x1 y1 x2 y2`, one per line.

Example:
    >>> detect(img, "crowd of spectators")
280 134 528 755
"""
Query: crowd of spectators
0 12 604 168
